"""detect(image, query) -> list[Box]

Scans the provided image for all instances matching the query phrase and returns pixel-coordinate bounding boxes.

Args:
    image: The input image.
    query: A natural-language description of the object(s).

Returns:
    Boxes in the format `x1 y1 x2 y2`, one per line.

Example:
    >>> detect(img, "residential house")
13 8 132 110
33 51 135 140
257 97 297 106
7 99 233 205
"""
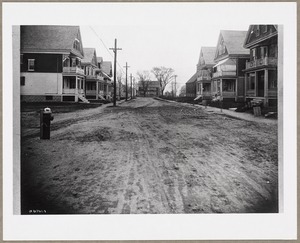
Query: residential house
212 30 250 102
82 48 103 100
243 25 278 107
195 47 216 100
185 73 197 98
20 25 86 102
101 61 113 99
137 81 160 97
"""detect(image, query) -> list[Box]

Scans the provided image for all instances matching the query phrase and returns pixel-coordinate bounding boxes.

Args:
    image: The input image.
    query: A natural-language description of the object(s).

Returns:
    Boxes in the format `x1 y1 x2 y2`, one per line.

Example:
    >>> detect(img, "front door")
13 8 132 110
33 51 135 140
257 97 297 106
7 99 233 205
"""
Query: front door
257 71 264 97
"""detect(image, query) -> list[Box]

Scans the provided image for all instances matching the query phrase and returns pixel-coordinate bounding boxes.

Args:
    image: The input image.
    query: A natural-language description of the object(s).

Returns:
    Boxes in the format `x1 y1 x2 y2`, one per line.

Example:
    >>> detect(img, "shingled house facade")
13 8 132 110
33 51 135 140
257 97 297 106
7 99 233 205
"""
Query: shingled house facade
212 30 250 102
195 47 215 100
20 25 86 102
243 25 278 107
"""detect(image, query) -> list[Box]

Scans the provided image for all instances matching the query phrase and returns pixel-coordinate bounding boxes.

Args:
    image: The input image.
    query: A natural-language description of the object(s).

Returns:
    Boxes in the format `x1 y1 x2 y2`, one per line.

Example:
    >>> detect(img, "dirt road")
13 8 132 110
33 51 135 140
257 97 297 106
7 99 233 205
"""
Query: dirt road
21 97 278 214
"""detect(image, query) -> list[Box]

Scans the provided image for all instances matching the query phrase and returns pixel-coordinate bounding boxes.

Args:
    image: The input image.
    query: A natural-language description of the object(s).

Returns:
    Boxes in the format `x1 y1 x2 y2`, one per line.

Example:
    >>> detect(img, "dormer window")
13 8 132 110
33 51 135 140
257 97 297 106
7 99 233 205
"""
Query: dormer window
218 39 226 55
73 38 80 51
261 25 268 33
256 26 260 37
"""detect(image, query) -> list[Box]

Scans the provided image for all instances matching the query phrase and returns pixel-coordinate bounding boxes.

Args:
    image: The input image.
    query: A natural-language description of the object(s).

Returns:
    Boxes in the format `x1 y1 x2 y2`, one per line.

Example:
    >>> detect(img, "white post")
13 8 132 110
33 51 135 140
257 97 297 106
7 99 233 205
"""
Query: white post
264 69 269 107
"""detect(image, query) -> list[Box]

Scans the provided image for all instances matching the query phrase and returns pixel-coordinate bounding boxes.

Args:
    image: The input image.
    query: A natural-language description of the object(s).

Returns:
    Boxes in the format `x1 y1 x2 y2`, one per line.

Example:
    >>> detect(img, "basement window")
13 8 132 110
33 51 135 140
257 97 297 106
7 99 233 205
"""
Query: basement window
28 59 35 71
20 76 25 86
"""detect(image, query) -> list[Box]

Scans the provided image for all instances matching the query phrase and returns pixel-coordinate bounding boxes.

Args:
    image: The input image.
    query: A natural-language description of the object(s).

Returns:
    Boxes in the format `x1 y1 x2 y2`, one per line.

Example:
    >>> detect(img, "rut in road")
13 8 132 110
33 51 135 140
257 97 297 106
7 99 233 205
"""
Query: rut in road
21 98 278 214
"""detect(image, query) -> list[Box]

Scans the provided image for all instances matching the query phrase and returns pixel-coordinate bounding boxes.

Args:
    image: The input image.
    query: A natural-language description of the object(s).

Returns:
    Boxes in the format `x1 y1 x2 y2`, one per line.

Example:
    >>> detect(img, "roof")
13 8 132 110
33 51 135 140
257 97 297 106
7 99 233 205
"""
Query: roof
82 48 97 65
101 61 112 76
186 71 199 84
220 30 249 55
97 57 103 63
21 25 84 58
199 47 216 65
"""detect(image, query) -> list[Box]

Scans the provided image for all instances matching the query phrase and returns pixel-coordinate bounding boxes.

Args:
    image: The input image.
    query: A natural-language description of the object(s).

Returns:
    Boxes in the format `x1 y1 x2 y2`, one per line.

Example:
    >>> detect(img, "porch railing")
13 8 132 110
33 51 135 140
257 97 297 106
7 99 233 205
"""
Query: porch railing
245 57 277 70
63 67 85 75
63 88 84 94
212 71 236 78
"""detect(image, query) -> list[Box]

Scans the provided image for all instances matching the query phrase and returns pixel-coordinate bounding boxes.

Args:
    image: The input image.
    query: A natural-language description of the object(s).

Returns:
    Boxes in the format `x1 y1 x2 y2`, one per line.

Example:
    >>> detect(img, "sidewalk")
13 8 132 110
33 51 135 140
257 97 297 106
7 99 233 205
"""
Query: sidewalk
155 97 277 125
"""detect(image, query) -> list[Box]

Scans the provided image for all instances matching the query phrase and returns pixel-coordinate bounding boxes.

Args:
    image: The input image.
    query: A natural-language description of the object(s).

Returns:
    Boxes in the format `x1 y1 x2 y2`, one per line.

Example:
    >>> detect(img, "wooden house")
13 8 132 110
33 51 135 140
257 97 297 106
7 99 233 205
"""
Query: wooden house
81 48 104 100
243 25 278 107
195 47 216 100
212 30 250 102
100 61 113 100
137 81 160 97
20 25 86 102
185 73 197 98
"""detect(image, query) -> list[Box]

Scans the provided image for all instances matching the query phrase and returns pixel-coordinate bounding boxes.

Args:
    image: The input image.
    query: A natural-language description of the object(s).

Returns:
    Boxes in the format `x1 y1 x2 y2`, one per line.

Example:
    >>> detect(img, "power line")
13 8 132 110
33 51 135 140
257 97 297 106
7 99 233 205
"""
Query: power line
88 26 125 75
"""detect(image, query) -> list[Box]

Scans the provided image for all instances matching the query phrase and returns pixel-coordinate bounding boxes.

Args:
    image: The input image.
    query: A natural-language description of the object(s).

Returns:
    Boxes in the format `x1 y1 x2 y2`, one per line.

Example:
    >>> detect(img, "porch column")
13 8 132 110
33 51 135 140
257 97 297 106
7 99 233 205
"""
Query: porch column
200 83 203 96
244 73 247 101
235 78 238 101
220 79 223 96
106 83 109 97
255 71 258 97
264 69 269 107
75 76 78 102
96 81 99 100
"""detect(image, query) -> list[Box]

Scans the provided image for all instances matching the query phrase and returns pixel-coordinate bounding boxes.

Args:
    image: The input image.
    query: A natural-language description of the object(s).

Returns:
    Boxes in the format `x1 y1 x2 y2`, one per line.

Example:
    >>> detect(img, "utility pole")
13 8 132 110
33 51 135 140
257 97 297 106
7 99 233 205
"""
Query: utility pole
109 39 122 107
123 62 130 101
174 75 177 98
130 74 133 99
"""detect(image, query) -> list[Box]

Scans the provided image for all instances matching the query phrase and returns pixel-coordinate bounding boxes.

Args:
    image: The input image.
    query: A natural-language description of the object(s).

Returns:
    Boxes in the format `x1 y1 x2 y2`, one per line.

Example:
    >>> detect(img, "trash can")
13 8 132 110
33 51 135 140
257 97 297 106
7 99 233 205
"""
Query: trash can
40 107 54 139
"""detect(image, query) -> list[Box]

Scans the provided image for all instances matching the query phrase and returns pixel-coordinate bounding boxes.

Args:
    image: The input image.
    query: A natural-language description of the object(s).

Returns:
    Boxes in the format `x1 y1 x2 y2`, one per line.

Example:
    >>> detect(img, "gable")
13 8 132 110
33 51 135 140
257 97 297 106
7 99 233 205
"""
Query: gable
21 26 84 58
244 25 278 48
214 34 228 60
71 29 84 57
82 48 97 67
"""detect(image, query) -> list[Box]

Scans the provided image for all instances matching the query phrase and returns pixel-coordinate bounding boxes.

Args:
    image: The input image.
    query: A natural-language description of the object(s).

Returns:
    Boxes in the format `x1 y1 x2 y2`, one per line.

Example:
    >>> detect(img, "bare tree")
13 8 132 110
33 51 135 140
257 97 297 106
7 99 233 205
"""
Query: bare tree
117 71 123 99
137 71 151 97
151 66 174 96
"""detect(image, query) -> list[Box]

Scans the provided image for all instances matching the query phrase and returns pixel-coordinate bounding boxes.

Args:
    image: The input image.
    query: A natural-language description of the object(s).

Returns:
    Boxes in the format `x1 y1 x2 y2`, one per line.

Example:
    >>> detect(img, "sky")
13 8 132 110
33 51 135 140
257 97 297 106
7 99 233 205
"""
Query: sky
76 3 260 92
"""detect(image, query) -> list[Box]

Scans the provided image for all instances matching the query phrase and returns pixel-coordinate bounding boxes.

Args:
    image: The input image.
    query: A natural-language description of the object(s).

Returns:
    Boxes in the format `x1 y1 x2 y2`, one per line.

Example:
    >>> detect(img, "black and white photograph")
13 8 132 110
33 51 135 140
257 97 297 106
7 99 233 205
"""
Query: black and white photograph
4 2 297 241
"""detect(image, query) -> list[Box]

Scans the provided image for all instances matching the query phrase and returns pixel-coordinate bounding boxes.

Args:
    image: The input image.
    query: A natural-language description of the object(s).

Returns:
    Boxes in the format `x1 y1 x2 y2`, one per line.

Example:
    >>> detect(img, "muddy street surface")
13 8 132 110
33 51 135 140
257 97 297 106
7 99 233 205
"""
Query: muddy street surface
21 97 278 214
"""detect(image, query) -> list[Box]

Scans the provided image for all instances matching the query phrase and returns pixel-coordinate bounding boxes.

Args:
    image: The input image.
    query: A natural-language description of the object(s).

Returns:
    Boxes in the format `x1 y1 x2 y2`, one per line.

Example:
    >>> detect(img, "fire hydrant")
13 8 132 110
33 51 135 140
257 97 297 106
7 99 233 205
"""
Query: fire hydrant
40 107 54 139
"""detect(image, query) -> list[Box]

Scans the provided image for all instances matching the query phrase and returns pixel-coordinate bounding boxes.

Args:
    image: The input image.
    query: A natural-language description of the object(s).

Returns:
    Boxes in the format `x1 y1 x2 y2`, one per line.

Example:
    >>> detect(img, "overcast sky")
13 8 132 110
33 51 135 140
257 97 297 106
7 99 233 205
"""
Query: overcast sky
76 3 275 92
10 2 286 92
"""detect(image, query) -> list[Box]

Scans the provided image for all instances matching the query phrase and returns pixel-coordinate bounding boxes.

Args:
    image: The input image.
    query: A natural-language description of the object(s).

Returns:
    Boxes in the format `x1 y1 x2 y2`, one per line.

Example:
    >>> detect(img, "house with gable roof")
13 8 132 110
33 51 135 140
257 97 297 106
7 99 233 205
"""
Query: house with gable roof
212 30 250 102
100 61 113 99
20 25 86 102
185 73 198 98
243 25 278 107
195 47 216 100
81 48 104 100
95 57 113 100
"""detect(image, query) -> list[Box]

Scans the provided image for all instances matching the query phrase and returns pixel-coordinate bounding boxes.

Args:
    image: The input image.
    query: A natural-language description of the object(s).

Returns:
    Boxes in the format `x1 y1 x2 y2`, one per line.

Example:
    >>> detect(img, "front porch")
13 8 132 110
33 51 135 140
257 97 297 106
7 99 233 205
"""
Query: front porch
245 68 277 107
211 78 237 100
62 76 85 102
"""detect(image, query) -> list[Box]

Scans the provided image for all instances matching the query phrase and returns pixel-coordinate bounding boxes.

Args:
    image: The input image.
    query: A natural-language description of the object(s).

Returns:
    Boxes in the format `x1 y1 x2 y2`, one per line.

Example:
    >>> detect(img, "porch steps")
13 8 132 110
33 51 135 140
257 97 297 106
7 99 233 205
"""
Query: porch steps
78 95 90 103
98 95 106 101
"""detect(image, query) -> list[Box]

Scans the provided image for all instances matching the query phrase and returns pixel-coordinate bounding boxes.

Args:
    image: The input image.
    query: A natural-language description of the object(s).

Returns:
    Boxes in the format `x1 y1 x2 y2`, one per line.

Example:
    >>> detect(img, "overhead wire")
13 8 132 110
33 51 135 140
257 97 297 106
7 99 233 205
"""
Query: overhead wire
88 26 125 75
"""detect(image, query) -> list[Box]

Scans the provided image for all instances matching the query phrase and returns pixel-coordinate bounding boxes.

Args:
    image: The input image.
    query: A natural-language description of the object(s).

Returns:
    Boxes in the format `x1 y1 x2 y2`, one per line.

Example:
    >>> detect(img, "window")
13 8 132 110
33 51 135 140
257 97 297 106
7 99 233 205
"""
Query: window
28 59 35 71
268 70 277 89
20 54 23 64
20 76 25 86
223 80 235 92
249 73 255 90
261 25 268 33
70 80 76 89
255 26 260 37
71 58 76 67
218 39 226 55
